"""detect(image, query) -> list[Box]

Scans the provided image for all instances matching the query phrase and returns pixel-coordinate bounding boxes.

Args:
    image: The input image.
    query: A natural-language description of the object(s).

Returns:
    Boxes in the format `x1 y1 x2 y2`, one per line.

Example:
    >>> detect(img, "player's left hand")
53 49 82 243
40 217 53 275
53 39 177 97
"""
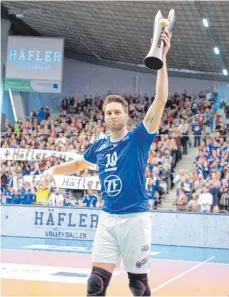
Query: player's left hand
161 30 172 57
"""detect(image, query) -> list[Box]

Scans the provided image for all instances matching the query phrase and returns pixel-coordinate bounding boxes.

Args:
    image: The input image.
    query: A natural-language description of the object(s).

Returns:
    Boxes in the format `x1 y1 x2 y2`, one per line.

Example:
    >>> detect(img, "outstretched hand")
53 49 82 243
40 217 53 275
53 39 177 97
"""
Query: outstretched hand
40 167 55 183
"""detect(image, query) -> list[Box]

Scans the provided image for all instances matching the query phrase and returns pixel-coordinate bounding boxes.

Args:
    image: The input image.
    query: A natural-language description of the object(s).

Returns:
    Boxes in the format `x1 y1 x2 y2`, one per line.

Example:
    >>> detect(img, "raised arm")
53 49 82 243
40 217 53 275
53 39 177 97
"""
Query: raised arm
143 30 172 133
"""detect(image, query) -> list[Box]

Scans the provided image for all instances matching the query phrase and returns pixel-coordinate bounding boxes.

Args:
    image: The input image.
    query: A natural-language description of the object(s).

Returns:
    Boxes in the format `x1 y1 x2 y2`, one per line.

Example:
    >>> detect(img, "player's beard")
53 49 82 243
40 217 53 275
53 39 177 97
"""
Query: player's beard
106 120 126 131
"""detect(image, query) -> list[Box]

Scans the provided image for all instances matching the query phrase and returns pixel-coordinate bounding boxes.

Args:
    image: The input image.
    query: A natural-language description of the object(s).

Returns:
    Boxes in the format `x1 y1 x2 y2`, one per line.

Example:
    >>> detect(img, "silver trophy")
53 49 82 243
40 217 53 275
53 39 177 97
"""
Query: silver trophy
144 9 175 70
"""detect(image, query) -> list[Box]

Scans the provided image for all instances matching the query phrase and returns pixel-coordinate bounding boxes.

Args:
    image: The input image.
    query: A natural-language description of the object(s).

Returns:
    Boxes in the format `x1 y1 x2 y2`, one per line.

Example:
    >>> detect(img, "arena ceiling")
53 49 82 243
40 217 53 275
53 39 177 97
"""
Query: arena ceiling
1 1 229 81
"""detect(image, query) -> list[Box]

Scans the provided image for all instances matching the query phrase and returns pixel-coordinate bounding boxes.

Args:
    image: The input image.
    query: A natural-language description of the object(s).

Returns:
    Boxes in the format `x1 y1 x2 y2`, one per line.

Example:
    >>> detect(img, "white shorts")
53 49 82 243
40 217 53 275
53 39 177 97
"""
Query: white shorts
92 211 151 274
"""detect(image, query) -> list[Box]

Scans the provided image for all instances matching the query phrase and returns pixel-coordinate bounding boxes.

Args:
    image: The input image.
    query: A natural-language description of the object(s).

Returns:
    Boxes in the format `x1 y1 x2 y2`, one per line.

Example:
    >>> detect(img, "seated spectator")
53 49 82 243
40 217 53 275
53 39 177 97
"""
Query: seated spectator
182 174 192 201
198 186 213 213
61 98 68 112
30 162 41 176
36 182 50 205
3 185 13 204
11 189 21 204
219 179 229 211
175 188 187 211
173 169 186 197
1 165 8 188
187 193 199 212
30 109 37 123
180 119 189 154
212 205 220 213
81 189 99 208
208 178 221 209
146 177 158 210
0 189 6 204
158 176 167 197
3 188 21 205
192 120 202 147
37 108 47 122
0 179 4 194
225 103 229 119
65 196 79 207
20 182 36 205
48 187 64 206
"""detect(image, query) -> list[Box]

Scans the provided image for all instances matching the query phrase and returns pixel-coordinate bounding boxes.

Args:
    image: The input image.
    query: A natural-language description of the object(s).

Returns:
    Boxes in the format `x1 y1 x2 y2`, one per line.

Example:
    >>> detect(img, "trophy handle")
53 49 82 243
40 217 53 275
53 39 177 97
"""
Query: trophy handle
151 10 164 50
167 9 175 32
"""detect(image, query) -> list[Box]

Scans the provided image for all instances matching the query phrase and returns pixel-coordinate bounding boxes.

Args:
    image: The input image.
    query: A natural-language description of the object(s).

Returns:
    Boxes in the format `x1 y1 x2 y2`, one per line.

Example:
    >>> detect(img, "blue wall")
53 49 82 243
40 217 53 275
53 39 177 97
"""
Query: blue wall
1 89 14 123
22 92 42 116
22 92 60 116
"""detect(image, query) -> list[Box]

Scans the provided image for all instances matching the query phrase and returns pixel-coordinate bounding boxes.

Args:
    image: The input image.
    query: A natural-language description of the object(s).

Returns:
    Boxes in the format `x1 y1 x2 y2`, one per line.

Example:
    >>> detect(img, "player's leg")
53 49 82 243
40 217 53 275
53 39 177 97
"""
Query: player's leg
128 272 151 296
117 213 152 296
87 212 120 296
87 265 113 296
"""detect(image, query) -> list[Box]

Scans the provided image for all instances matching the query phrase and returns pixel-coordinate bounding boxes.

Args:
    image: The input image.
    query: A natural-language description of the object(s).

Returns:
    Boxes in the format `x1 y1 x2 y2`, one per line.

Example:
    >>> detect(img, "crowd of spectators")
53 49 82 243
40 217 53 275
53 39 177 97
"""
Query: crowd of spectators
1 89 227 214
174 124 229 213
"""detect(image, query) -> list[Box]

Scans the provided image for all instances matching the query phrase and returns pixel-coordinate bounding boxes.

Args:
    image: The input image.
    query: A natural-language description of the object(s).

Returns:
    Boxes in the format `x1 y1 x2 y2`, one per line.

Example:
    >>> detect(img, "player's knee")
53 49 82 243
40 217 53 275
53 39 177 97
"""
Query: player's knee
87 267 112 296
128 273 151 296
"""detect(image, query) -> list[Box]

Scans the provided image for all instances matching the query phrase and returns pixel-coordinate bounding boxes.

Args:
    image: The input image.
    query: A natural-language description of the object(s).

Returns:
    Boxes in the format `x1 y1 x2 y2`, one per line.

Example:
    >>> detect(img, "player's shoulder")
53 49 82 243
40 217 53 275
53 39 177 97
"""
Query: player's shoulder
86 136 108 150
128 122 143 136
96 135 110 145
94 136 111 151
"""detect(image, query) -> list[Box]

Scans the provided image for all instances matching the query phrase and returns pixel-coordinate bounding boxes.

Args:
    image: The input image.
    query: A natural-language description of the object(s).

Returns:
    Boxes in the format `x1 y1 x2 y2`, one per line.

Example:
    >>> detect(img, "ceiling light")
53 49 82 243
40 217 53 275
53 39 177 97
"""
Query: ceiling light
202 18 209 27
214 47 219 54
223 69 228 76
16 13 24 18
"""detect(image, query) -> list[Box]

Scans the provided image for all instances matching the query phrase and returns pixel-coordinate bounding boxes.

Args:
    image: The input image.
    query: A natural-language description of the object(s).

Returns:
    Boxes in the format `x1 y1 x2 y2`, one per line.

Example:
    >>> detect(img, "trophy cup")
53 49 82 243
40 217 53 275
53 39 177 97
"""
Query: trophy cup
144 9 175 70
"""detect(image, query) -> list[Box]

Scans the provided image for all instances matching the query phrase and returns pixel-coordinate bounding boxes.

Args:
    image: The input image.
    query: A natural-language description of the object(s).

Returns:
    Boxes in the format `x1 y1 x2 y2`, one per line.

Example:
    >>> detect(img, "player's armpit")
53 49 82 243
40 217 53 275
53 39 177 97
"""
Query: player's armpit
143 98 166 133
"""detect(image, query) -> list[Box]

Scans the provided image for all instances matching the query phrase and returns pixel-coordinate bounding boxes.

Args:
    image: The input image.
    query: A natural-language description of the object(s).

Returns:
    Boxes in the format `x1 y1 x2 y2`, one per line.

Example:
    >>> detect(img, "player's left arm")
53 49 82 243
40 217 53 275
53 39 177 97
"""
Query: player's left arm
143 30 172 133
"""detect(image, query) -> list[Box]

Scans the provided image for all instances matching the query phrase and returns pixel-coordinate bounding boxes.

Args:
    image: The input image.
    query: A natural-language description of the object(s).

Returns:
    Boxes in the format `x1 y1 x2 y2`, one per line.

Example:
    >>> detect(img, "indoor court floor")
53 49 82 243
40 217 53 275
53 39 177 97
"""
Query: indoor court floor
1 236 229 296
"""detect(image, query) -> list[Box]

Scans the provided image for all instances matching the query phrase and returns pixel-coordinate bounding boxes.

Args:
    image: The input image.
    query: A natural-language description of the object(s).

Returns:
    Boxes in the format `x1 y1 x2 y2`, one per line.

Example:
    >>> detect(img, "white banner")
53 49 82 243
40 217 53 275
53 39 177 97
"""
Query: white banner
0 148 97 170
1 206 100 240
13 175 101 190
1 148 79 162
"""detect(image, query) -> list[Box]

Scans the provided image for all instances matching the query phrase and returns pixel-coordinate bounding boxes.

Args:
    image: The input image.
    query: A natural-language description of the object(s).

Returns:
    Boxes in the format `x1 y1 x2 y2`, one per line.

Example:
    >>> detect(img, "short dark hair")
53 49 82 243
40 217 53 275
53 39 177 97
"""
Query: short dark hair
103 95 128 113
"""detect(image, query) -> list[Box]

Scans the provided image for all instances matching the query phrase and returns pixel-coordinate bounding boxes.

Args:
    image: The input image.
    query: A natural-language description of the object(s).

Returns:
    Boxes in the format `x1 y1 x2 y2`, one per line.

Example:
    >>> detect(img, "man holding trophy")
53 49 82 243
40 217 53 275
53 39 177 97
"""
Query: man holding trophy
43 9 175 297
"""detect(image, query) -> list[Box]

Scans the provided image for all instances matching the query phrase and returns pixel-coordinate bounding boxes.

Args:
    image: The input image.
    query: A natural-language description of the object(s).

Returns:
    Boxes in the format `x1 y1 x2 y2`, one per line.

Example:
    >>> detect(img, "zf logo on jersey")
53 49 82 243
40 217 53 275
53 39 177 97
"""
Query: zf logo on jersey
104 175 122 196
136 256 149 268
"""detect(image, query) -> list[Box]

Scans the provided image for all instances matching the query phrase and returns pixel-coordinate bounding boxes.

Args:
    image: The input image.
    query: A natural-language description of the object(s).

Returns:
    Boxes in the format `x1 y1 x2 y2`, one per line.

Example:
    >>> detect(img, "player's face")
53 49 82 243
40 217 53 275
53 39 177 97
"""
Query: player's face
104 102 128 131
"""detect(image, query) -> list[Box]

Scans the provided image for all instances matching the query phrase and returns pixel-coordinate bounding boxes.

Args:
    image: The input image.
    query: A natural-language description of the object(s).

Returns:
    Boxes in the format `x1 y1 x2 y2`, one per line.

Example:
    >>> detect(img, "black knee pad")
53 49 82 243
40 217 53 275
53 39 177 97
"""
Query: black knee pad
128 273 151 296
87 267 112 296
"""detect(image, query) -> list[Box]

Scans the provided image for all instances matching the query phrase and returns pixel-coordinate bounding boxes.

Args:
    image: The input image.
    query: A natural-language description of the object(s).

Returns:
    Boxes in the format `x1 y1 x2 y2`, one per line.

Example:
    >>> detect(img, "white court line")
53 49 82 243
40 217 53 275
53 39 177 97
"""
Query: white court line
2 248 159 257
2 248 91 256
151 256 215 293
151 257 229 266
0 262 123 284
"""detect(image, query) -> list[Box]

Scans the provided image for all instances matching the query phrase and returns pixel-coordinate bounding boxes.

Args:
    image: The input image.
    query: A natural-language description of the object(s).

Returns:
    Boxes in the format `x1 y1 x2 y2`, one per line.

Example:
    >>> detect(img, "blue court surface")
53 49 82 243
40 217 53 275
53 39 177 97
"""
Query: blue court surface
1 236 229 265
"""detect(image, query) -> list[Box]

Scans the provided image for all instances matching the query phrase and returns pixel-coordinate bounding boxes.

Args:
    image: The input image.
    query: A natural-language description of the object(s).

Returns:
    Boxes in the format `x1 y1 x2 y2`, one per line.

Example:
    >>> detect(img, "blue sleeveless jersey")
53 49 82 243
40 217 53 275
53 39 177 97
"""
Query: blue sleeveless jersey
83 123 157 214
